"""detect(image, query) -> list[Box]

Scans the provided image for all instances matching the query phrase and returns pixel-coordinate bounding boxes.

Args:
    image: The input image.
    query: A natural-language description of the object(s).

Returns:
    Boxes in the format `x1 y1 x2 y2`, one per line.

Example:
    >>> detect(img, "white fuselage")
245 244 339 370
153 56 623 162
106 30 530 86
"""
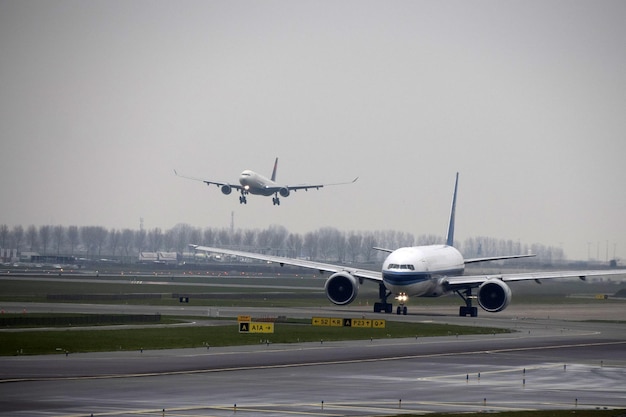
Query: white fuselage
239 170 277 196
382 245 465 297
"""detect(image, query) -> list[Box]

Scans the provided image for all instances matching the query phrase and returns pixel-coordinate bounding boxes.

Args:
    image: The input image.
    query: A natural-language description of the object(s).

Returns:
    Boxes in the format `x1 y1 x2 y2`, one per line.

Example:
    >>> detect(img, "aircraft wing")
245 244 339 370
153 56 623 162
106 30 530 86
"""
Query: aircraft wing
464 254 536 264
190 245 382 282
445 269 626 288
174 170 243 191
283 177 359 192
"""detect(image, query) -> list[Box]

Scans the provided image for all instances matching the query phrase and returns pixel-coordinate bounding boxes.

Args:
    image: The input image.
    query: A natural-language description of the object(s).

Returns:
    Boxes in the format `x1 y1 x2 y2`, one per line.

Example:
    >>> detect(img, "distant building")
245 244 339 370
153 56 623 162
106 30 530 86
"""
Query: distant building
0 248 18 262
138 252 159 263
139 252 179 264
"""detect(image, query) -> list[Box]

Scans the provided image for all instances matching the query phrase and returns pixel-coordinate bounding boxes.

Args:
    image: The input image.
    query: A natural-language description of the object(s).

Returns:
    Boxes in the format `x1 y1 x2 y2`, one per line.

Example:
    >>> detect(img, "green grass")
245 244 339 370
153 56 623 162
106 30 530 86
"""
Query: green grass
1 318 507 356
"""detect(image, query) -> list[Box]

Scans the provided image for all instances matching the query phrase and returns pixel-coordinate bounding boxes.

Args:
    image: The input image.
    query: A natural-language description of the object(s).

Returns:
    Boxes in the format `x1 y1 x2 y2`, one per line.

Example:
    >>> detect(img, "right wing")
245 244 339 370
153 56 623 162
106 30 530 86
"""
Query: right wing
174 170 243 191
446 269 626 287
190 245 383 282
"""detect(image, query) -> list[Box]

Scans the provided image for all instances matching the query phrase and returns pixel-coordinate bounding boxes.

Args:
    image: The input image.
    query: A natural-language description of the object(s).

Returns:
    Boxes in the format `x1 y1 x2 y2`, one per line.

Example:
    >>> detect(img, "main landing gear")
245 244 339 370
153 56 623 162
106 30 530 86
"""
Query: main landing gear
456 288 478 317
272 195 281 205
373 283 408 315
373 282 395 314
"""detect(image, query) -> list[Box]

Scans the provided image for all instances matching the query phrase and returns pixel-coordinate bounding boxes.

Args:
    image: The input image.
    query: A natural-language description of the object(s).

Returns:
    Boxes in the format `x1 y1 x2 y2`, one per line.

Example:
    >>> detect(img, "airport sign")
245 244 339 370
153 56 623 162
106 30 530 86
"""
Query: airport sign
312 317 343 327
312 317 385 328
239 322 274 333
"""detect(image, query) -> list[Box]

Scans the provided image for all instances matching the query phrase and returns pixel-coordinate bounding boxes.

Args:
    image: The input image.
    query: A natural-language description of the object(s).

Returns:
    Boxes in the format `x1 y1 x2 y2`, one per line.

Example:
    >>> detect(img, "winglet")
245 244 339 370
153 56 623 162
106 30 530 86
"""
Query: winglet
271 157 278 182
446 172 459 247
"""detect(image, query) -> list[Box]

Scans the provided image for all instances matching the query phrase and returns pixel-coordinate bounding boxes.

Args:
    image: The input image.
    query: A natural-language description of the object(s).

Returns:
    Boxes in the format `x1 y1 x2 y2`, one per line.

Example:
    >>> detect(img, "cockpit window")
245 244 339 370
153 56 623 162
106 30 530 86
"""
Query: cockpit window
388 264 415 270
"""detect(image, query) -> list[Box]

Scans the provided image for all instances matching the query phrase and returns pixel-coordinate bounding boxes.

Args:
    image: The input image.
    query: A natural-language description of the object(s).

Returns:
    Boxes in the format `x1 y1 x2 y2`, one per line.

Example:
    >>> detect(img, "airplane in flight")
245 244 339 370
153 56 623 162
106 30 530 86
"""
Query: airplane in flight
175 158 358 205
191 173 626 316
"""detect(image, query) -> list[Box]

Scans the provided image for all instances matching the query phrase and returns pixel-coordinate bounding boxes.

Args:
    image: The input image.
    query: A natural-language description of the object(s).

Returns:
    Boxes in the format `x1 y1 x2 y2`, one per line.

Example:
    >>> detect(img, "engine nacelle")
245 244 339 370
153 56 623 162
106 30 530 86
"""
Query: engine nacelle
221 184 232 195
324 272 359 305
477 279 512 312
279 187 290 198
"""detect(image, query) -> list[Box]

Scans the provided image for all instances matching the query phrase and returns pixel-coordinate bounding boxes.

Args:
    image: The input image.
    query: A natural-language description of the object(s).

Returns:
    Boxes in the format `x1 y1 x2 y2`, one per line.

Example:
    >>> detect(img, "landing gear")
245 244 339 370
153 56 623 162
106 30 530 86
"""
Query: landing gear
396 305 407 315
373 282 393 313
456 288 478 317
272 196 280 205
374 302 393 313
239 190 248 204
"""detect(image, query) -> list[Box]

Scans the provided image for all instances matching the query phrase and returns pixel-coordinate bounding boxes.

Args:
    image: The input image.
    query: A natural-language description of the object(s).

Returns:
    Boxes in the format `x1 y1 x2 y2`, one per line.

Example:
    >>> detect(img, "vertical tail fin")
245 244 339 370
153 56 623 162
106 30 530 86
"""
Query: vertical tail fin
446 172 459 247
271 157 278 182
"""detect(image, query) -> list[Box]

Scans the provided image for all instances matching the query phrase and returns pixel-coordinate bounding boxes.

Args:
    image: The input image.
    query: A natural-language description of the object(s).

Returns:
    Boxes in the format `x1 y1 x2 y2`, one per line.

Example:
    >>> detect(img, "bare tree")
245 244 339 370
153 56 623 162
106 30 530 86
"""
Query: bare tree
67 226 79 255
108 229 121 257
134 228 146 254
347 232 363 263
303 231 319 260
170 223 193 254
243 229 257 248
202 228 216 246
188 227 202 250
120 229 135 260
81 226 108 258
147 228 163 252
11 225 24 254
256 228 272 249
0 224 8 248
38 225 52 255
362 232 378 263
217 228 231 246
317 227 343 261
53 225 65 255
26 225 38 252
268 225 288 254
286 233 303 258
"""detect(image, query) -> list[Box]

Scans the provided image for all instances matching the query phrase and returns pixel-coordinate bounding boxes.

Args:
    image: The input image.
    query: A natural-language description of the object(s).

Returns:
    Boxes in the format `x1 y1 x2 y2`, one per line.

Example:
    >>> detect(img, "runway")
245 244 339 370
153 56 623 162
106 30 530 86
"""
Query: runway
1 302 625 416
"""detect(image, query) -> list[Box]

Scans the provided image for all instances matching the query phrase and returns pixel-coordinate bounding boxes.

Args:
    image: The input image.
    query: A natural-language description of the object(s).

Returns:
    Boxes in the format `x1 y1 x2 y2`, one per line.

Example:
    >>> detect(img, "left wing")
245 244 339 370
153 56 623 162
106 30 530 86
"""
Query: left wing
190 245 382 282
446 269 626 288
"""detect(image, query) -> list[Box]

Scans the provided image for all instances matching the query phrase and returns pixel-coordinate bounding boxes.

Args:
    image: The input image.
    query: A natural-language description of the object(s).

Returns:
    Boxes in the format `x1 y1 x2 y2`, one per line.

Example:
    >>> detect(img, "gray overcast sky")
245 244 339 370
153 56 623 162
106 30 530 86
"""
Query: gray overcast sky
1 1 625 261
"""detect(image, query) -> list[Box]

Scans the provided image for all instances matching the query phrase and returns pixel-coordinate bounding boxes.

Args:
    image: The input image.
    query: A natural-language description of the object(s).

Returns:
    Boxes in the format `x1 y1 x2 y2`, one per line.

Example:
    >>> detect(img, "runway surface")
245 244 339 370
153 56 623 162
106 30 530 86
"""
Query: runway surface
1 301 626 416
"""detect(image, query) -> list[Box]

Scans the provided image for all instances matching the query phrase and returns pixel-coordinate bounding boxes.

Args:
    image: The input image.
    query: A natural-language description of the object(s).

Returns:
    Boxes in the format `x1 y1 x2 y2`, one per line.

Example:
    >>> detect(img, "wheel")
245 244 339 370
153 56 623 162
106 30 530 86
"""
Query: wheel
385 304 393 314
396 306 401 315
403 306 408 315
470 307 478 317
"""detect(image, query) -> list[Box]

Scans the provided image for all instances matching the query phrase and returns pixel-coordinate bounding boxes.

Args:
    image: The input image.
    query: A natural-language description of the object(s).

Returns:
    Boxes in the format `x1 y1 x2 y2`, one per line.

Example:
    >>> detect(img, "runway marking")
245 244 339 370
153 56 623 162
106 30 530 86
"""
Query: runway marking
52 400 565 417
3 339 625 384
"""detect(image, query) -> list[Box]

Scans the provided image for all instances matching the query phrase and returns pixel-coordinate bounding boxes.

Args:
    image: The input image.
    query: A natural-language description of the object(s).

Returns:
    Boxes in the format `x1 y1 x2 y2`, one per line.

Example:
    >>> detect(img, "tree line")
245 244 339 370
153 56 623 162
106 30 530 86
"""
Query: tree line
0 223 565 264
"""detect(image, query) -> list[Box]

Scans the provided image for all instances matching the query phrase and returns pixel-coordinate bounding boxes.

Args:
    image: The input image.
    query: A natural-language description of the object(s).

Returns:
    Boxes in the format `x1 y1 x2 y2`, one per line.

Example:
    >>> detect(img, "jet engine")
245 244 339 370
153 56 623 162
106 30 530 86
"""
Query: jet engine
477 279 512 312
221 185 232 195
324 272 359 305
279 187 290 198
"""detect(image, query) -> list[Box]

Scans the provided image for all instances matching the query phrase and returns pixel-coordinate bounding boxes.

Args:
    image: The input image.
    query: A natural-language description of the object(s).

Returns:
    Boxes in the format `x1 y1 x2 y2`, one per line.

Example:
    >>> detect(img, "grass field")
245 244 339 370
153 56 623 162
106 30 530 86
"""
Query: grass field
1 315 508 355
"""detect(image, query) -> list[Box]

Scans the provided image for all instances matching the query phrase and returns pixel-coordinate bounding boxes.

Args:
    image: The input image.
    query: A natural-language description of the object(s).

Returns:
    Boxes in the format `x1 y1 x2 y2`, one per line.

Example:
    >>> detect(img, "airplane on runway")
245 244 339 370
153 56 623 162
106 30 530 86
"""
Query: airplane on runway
175 158 358 205
190 173 626 316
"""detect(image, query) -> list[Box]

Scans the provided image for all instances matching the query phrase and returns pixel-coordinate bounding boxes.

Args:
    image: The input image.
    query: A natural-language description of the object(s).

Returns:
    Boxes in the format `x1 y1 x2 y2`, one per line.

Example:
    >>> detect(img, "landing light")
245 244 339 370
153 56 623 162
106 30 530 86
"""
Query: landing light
395 293 408 302
244 185 250 190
